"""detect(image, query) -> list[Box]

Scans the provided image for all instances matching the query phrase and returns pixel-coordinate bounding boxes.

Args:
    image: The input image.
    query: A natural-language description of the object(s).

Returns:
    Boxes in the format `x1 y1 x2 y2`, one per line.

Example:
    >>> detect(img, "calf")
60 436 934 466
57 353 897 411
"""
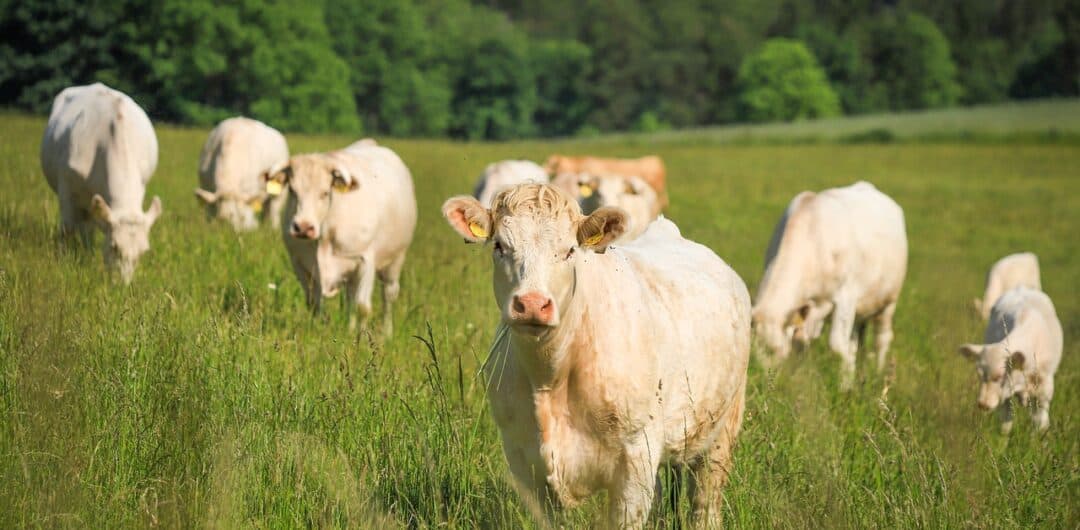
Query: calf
442 184 750 528
266 140 416 334
959 287 1062 433
40 83 162 284
752 181 907 388
973 252 1041 320
195 117 289 231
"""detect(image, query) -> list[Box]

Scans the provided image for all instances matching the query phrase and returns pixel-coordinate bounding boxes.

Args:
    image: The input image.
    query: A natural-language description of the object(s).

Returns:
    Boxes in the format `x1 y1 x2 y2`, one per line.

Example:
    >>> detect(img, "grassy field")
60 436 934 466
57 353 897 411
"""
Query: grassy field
1 111 1078 528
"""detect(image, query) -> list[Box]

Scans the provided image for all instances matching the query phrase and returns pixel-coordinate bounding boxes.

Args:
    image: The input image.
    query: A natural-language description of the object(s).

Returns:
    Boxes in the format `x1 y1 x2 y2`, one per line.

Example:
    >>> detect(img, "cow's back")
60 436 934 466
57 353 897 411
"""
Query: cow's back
41 83 157 202
808 182 907 310
987 287 1063 372
199 117 288 196
600 219 751 456
326 144 417 261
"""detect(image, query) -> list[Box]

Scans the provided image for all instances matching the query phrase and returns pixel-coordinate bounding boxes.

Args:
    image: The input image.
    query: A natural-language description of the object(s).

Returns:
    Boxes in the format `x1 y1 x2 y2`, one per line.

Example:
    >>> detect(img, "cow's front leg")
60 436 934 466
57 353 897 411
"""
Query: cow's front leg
348 255 376 331
997 398 1014 435
1031 377 1054 432
828 294 858 390
607 438 661 529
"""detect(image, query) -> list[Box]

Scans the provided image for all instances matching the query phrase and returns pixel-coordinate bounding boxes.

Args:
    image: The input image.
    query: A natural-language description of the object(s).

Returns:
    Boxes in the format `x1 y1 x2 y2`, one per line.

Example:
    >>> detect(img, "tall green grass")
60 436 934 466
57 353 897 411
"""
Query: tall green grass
1 113 1077 528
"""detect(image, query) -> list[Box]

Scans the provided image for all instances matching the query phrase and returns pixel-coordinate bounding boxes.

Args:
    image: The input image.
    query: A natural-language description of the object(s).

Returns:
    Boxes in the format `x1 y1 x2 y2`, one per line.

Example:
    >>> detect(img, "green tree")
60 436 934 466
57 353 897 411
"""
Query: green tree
324 0 449 136
736 38 841 122
531 39 593 137
851 11 962 110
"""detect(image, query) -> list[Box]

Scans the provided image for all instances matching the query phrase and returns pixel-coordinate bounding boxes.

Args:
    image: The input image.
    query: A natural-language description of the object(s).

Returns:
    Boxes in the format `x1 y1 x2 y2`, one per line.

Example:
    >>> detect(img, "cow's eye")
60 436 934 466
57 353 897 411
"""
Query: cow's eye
321 191 330 199
564 247 575 260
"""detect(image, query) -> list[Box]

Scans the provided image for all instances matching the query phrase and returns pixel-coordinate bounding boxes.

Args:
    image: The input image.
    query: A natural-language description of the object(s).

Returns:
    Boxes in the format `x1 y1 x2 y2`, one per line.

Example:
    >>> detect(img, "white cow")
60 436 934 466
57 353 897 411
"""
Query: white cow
442 184 750 528
472 159 549 207
752 181 907 389
195 117 289 231
959 287 1062 433
266 140 416 334
40 83 162 284
973 252 1041 320
576 173 662 241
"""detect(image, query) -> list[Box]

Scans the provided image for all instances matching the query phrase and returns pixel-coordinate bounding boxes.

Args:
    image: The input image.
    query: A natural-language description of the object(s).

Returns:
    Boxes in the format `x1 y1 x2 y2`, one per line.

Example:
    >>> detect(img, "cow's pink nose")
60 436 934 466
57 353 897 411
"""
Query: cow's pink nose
511 292 555 325
290 221 317 239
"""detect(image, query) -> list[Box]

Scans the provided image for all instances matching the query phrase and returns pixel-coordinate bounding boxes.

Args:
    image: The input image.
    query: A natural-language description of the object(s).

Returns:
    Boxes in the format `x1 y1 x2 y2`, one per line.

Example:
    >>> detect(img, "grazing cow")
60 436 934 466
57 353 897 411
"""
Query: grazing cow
195 117 289 231
40 82 162 284
576 173 662 241
442 184 750 528
752 181 907 389
959 287 1062 433
473 159 549 207
973 252 1041 320
545 155 669 209
266 140 416 334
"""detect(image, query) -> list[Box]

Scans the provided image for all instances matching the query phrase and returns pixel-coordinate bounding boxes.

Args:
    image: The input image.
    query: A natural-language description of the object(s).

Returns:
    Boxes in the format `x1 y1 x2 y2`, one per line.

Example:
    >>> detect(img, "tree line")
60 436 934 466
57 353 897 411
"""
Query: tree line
1 0 1076 139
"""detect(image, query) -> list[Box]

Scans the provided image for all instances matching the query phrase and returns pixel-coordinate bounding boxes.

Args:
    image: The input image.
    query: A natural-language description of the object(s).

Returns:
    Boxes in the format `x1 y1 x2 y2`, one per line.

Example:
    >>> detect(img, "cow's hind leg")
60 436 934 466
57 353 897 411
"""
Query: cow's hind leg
349 255 377 331
873 301 897 372
688 382 745 529
376 252 407 337
829 294 858 390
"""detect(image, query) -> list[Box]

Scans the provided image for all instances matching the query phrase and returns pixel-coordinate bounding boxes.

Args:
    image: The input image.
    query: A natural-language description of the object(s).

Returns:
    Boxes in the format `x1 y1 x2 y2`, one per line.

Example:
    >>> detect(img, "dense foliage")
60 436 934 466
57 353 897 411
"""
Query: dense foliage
1 0 1075 137
736 38 841 122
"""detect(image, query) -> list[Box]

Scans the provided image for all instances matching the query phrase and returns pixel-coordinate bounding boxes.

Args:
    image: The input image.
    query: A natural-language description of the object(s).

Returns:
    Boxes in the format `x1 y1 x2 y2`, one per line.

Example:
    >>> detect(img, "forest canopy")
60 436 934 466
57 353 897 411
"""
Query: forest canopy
1 0 1076 138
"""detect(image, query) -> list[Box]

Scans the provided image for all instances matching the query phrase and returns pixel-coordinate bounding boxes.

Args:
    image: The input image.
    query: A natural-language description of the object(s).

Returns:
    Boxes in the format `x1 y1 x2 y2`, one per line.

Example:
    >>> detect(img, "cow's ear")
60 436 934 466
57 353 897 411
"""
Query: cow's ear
1009 351 1025 370
442 195 491 243
145 196 162 227
264 163 290 196
331 167 358 193
578 206 627 252
958 343 983 360
90 194 115 226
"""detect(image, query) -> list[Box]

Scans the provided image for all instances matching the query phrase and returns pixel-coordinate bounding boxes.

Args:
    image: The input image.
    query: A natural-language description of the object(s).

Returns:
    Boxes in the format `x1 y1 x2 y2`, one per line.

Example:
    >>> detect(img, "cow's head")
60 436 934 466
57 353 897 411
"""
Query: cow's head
751 303 811 361
194 187 267 232
265 154 357 240
958 342 1026 411
442 184 627 338
90 194 162 284
577 174 657 237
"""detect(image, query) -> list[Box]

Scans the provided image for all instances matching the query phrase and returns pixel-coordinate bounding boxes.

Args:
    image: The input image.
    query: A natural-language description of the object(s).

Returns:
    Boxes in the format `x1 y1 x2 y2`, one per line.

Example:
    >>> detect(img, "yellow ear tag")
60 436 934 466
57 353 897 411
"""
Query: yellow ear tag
468 221 488 239
249 198 264 213
332 180 351 193
265 180 283 196
579 184 594 198
584 232 603 246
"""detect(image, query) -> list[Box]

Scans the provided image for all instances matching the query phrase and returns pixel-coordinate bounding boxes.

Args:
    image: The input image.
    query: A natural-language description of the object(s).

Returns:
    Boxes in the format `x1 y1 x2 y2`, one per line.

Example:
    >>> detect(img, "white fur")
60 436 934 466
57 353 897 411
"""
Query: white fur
974 252 1041 320
40 83 161 284
959 287 1063 433
196 117 289 231
282 141 417 335
473 160 549 207
753 181 908 388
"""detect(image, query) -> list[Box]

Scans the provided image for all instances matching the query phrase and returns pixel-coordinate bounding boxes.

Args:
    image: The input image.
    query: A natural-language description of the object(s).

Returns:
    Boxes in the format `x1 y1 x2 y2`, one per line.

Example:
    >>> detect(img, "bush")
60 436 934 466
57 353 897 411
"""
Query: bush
736 38 841 123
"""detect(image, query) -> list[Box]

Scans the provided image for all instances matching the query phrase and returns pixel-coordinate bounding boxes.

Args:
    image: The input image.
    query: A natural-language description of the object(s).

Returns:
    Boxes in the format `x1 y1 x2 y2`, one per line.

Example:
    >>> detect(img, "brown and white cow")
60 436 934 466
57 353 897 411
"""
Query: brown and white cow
195 117 289 231
546 154 669 209
266 140 416 334
40 82 162 284
442 184 749 528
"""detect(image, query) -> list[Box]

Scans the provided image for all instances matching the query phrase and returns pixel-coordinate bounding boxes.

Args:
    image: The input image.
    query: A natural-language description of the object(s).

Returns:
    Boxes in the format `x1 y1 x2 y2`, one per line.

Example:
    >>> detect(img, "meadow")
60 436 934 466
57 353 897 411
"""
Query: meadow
0 110 1077 528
